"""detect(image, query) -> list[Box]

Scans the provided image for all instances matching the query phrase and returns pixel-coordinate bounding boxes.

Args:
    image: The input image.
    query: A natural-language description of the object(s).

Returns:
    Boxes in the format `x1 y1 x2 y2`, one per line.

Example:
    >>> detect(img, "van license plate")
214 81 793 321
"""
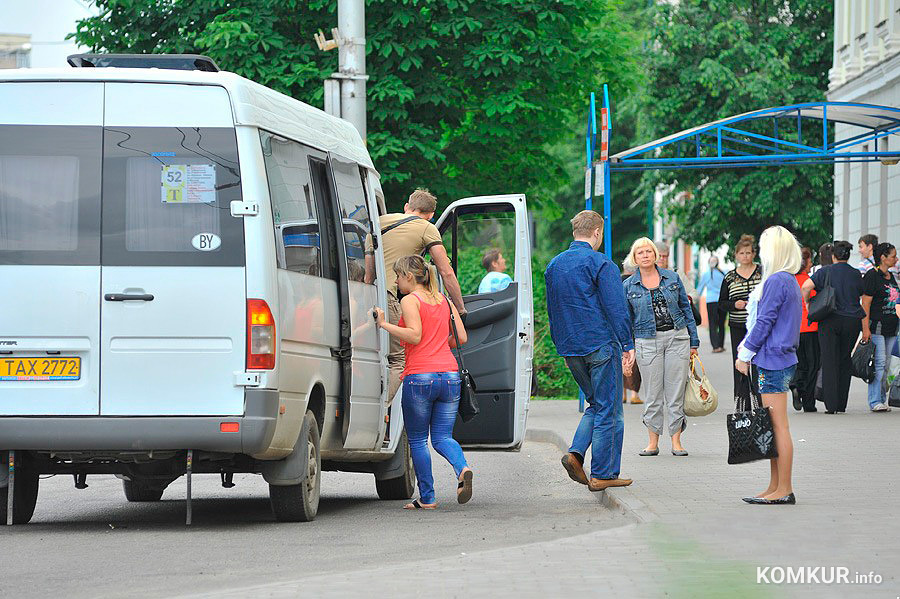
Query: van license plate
0 357 81 381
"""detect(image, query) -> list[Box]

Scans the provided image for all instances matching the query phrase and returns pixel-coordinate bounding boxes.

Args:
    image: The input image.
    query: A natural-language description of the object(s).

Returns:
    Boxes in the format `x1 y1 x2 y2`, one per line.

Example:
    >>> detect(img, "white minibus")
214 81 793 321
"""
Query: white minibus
0 54 533 524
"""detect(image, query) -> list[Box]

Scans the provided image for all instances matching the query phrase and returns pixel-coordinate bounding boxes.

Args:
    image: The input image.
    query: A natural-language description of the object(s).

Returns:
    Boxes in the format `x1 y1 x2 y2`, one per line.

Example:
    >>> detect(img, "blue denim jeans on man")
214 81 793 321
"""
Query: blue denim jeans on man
564 344 625 480
401 372 468 504
868 333 897 408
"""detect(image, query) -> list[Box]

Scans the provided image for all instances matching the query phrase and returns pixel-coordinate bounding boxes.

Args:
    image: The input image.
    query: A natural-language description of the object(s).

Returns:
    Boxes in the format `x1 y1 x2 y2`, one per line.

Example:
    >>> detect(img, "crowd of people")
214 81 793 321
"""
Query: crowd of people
545 209 896 506
370 192 891 510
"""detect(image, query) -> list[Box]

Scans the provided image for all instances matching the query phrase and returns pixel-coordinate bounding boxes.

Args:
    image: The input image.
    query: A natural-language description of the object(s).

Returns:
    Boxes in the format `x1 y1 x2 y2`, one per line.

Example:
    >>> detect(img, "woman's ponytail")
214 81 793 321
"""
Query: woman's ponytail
393 255 442 298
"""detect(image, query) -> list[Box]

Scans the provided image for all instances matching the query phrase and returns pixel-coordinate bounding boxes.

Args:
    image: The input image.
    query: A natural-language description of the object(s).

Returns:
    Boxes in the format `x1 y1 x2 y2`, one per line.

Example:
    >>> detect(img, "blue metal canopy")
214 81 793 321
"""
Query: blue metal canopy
610 102 900 172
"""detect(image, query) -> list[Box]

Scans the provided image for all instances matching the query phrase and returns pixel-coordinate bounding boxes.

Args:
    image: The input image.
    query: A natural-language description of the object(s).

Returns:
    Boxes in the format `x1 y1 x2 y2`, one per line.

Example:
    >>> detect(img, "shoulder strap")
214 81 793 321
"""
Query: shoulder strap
381 215 421 235
445 296 466 371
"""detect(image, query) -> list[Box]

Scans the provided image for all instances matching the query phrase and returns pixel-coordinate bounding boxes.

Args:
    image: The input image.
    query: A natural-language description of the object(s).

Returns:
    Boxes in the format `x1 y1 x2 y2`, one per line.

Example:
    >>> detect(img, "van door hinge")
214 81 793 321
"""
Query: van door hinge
230 200 259 217
330 347 352 360
234 372 262 387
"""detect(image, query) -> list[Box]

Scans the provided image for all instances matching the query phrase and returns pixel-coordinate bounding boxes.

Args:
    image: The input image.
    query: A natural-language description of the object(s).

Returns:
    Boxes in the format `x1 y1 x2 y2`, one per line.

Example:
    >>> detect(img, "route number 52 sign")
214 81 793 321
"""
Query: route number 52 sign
161 164 217 204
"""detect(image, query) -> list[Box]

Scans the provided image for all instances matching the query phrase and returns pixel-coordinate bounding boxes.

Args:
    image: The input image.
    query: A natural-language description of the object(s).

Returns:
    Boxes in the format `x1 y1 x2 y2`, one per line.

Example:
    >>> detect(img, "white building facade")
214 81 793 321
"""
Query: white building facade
1 0 96 70
829 0 900 256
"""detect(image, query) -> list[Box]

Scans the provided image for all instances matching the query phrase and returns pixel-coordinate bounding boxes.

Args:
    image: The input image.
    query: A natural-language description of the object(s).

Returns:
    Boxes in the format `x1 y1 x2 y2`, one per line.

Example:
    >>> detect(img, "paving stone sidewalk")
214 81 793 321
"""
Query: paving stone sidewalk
527 343 900 598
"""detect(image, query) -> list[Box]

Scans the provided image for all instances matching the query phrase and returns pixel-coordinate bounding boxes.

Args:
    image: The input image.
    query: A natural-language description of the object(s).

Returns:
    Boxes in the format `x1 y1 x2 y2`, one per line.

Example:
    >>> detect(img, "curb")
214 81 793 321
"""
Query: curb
525 427 657 524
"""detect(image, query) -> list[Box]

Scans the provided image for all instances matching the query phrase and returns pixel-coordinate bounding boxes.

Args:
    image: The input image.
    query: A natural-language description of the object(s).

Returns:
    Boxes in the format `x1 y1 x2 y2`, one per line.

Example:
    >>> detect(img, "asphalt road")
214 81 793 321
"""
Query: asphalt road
1 440 624 598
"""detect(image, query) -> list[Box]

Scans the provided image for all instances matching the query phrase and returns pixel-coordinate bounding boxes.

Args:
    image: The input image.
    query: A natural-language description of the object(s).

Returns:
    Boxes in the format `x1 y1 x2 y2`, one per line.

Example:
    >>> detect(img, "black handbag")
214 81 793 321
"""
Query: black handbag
889 375 900 408
851 340 876 383
689 297 702 326
806 267 836 323
447 299 479 422
726 367 778 465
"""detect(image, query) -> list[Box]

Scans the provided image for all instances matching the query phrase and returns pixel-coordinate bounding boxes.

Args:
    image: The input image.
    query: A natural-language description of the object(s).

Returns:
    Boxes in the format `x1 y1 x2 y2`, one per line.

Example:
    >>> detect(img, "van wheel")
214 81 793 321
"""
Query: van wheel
269 411 321 522
0 453 40 525
122 479 166 502
375 429 416 500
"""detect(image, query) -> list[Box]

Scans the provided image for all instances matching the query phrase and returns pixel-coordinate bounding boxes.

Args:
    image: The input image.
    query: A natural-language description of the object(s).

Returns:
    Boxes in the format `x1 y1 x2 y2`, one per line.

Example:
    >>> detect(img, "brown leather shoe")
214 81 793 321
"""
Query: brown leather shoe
560 453 588 486
588 477 633 492
629 395 643 404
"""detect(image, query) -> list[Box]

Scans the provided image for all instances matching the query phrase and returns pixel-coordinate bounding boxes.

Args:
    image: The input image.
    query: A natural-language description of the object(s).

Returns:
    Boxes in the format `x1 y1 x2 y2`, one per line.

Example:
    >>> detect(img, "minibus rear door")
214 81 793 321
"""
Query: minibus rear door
433 194 534 449
98 83 247 416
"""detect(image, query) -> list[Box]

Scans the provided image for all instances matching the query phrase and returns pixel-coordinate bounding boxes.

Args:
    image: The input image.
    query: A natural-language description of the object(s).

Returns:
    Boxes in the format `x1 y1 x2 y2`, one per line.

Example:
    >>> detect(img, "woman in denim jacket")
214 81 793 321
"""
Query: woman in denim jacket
623 238 700 457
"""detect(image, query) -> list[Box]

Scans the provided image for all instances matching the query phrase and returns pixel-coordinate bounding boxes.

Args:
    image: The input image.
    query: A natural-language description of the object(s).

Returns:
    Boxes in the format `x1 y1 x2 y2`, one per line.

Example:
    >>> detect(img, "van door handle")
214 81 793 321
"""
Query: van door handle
104 293 154 302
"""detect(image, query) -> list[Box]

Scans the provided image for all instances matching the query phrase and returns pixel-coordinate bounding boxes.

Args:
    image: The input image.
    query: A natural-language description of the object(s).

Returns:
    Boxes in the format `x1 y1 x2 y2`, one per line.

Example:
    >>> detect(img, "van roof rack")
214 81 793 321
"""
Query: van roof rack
67 53 220 72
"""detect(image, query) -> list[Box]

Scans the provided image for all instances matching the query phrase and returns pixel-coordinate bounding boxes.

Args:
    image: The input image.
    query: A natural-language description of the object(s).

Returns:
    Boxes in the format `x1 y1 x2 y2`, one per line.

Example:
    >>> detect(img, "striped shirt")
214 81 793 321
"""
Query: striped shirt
719 266 762 326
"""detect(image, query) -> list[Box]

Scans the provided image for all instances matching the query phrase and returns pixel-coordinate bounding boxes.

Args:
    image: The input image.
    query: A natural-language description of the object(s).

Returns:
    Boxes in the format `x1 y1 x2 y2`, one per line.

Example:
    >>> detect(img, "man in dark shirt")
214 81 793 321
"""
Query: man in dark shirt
545 210 634 491
801 240 865 413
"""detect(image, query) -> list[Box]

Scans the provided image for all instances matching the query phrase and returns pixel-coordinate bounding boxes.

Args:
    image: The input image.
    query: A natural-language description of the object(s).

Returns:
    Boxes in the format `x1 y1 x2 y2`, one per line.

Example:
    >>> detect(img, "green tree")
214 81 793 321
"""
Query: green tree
639 0 834 254
73 0 637 212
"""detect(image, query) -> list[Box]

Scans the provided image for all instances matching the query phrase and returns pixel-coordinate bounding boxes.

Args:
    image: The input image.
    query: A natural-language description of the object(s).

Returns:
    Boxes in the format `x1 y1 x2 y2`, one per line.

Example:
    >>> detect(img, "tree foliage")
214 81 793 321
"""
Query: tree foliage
73 0 637 212
640 0 834 254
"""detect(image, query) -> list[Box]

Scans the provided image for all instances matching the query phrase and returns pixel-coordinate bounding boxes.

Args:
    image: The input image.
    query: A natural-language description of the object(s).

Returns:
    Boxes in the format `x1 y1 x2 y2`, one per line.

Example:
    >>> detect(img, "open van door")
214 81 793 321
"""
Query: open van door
433 194 533 449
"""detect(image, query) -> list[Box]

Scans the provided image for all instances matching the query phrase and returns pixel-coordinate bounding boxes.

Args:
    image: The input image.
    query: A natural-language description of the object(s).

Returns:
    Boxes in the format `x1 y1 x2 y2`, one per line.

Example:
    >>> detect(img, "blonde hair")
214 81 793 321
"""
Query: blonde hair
393 255 440 297
571 210 604 238
758 226 801 289
408 188 437 214
627 237 660 266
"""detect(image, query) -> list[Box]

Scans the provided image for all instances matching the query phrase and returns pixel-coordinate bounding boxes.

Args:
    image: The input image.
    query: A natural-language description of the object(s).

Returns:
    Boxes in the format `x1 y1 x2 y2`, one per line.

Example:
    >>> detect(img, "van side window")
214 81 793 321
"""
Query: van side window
330 156 372 283
260 131 323 277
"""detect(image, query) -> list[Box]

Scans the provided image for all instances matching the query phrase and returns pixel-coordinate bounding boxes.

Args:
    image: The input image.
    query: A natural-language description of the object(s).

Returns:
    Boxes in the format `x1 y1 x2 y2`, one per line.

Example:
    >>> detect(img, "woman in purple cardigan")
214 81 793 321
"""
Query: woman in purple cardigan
735 226 803 505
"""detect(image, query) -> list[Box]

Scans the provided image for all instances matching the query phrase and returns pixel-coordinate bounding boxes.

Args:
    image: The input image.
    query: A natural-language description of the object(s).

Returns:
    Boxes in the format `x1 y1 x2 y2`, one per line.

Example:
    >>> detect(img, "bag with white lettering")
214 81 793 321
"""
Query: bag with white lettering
726 366 778 464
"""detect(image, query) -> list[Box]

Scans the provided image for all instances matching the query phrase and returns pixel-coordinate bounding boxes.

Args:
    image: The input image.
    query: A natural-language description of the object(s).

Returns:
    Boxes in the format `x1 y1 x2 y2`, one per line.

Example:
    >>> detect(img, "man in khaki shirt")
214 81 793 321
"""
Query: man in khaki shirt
365 189 466 406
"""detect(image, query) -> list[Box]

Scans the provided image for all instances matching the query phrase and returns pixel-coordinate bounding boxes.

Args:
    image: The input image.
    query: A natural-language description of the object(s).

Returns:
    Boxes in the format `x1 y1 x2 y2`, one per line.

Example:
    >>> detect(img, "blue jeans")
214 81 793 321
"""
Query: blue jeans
564 345 625 480
868 333 897 408
401 372 468 504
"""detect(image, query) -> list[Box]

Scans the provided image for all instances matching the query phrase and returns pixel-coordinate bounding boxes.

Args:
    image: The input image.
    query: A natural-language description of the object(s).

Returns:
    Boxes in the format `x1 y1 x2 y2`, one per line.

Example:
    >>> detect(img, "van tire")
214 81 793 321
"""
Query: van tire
122 479 166 502
0 455 39 525
269 410 321 522
375 429 416 500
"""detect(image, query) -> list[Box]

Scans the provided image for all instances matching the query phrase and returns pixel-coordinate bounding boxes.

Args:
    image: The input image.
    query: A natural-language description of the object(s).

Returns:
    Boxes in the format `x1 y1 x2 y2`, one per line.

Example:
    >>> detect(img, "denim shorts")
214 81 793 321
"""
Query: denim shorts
757 364 797 394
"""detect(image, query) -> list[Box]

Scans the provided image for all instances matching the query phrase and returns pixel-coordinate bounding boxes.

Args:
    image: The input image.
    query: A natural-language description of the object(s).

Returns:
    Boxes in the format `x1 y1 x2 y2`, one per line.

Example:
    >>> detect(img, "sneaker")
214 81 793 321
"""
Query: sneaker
872 403 891 412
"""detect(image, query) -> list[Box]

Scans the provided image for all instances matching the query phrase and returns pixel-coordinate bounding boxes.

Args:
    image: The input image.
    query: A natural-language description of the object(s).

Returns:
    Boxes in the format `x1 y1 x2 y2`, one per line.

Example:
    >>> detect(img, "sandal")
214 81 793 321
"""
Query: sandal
457 468 473 504
403 499 437 510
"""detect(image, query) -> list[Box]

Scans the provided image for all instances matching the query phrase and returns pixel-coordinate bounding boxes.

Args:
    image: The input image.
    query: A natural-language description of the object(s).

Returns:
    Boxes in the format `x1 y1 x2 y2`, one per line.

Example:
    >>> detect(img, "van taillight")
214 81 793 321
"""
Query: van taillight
247 299 275 370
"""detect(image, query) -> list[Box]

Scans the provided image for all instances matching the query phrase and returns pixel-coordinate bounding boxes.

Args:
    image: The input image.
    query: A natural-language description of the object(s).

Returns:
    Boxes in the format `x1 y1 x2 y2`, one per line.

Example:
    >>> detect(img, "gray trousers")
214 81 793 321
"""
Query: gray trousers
635 328 690 437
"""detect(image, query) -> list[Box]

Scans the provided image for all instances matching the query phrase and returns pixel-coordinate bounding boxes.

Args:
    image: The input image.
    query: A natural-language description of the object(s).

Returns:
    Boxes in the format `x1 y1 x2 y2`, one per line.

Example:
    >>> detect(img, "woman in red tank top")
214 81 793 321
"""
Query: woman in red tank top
375 255 473 509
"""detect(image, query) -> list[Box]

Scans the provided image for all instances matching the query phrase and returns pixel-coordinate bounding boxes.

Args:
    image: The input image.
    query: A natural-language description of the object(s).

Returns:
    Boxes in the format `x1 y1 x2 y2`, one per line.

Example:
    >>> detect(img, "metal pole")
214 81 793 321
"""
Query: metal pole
185 449 193 526
580 94 597 414
338 0 366 140
6 451 14 526
603 161 612 256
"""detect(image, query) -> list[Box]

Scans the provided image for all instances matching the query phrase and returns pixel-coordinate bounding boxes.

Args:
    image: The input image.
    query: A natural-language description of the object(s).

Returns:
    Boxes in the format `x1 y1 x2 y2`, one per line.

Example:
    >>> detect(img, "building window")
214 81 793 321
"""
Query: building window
0 36 31 69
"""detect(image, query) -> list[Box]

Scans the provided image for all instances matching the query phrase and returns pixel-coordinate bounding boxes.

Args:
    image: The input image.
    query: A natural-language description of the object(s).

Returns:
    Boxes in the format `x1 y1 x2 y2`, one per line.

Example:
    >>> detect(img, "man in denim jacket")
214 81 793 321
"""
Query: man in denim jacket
545 210 635 491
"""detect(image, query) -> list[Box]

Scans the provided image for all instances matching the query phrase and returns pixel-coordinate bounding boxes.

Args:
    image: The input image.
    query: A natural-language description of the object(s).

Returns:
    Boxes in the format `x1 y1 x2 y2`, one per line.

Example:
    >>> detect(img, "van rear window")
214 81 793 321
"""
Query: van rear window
0 125 102 265
101 127 245 266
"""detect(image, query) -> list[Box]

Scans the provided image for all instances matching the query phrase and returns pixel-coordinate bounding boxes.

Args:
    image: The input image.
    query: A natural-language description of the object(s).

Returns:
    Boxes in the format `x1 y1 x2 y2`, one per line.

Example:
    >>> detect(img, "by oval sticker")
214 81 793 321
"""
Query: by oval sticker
192 233 221 251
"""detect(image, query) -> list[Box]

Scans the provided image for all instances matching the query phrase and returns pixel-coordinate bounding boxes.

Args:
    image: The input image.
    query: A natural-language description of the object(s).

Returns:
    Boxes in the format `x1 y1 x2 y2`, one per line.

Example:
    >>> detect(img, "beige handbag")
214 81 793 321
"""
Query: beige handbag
684 355 718 417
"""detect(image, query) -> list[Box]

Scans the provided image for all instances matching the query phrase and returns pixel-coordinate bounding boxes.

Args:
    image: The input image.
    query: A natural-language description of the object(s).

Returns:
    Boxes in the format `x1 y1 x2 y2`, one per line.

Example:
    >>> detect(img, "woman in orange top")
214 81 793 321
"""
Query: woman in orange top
375 255 473 510
791 247 820 412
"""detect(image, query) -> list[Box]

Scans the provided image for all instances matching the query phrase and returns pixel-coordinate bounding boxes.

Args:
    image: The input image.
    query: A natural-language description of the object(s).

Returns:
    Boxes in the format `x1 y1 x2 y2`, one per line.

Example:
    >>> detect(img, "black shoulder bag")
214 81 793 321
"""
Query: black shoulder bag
447 298 479 422
726 366 778 465
806 266 836 323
